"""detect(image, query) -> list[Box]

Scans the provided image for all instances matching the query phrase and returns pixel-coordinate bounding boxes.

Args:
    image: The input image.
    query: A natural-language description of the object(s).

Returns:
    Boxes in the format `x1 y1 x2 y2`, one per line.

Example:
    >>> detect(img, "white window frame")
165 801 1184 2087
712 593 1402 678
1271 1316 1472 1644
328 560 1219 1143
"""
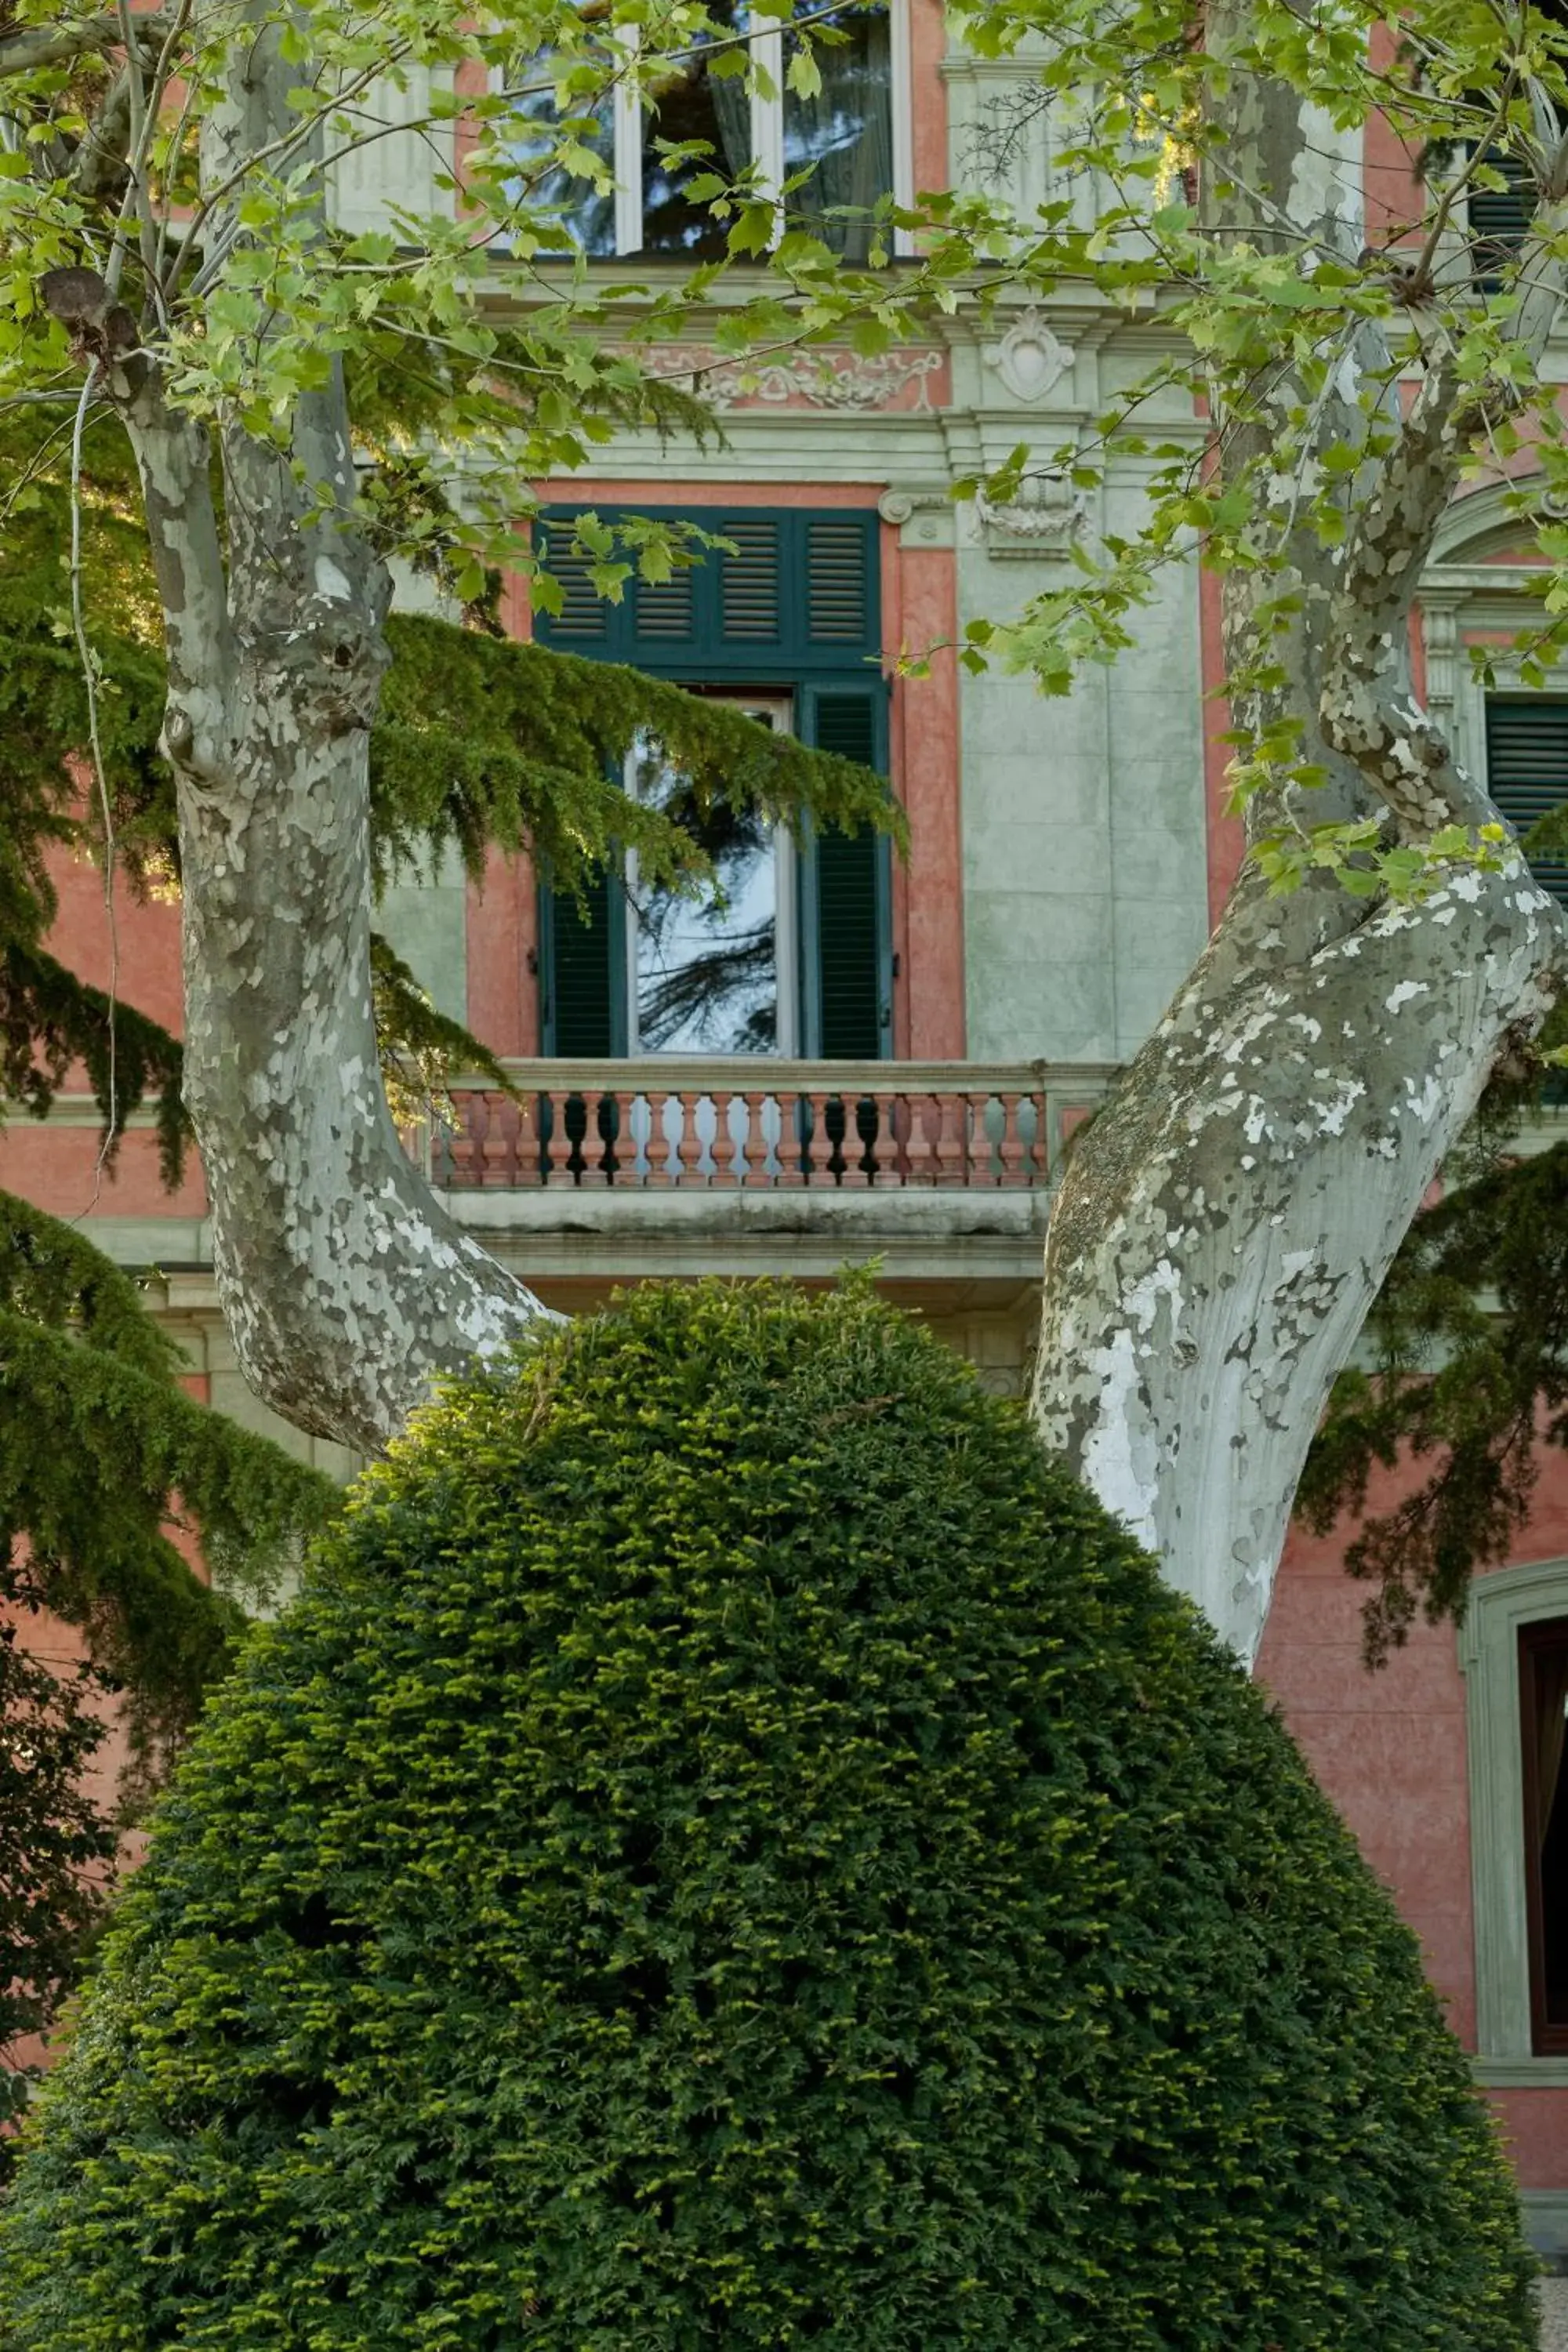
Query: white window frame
505 2 911 260
1461 1557 1568 2084
622 695 800 1058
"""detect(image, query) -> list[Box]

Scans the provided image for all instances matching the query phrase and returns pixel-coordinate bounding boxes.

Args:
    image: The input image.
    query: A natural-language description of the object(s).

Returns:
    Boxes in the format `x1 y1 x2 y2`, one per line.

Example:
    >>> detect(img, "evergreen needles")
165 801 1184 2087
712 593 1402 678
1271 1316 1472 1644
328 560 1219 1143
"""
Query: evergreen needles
0 1283 1534 2350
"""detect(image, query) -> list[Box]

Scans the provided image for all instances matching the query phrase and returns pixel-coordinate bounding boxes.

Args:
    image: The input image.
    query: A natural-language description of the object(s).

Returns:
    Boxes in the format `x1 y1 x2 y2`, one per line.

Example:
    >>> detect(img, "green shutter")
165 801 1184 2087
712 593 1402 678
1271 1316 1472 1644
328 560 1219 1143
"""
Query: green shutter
800 682 891 1060
540 869 625 1055
535 509 880 675
1485 698 1568 902
1470 154 1534 288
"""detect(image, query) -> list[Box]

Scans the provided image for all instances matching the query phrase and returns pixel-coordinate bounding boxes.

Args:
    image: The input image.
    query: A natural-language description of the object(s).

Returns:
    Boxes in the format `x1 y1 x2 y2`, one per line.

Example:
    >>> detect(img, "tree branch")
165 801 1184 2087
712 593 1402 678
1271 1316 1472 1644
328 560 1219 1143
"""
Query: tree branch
0 9 167 80
1321 162 1568 837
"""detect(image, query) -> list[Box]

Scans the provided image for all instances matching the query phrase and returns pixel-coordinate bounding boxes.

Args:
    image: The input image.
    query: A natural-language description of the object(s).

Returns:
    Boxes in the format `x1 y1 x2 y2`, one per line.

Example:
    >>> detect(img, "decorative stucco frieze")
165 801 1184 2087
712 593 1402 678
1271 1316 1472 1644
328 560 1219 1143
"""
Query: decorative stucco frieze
649 347 946 413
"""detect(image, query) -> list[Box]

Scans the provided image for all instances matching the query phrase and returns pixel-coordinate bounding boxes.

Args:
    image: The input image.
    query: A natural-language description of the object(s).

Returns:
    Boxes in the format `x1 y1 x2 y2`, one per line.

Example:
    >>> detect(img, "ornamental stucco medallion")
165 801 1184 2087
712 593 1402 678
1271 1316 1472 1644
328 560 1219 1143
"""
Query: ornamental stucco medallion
986 308 1073 404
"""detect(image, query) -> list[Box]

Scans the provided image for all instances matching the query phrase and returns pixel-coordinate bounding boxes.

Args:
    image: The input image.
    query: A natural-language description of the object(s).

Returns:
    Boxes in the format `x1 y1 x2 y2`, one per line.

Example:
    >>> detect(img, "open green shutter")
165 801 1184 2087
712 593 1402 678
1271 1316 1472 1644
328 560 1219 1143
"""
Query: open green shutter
1485 699 1568 902
800 683 891 1060
535 510 880 675
540 869 625 1055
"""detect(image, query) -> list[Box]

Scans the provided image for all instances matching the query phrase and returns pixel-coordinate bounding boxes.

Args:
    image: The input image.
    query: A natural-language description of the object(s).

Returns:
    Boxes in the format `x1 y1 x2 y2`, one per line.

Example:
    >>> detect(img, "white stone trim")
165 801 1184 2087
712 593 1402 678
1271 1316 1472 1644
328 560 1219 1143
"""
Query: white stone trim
1524 2190 1568 2264
1459 1557 1568 2060
889 0 915 256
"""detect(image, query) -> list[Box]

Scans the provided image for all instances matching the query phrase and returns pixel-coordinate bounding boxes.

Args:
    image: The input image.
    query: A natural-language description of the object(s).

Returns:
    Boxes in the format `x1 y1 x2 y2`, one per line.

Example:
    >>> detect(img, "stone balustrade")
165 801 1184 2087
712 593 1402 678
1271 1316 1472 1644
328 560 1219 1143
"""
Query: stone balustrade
426 1060 1117 1191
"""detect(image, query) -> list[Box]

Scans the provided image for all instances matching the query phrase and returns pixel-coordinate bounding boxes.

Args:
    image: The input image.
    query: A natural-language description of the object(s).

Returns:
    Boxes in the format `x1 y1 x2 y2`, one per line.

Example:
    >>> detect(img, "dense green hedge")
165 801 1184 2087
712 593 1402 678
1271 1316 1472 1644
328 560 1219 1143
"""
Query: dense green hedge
0 1283 1536 2350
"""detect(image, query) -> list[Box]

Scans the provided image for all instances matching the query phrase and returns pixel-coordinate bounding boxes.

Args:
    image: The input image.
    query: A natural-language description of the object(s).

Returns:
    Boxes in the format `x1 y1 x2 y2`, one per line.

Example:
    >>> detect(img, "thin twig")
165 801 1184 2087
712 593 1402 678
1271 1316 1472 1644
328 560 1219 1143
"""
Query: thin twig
67 364 120 1216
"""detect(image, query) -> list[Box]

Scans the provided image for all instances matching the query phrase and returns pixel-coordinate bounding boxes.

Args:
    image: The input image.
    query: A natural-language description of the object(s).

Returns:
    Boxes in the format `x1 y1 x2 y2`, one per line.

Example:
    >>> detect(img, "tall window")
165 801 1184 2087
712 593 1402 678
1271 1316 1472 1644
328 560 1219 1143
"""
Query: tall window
533 506 891 1061
509 2 904 260
1522 1621 1568 2054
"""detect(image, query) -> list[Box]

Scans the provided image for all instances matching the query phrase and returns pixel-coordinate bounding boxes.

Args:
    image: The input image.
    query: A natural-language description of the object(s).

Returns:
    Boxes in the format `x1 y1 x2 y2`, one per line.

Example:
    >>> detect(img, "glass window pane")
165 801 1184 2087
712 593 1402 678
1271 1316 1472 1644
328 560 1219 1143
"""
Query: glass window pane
782 5 892 261
506 49 619 257
1526 1631 1568 2033
631 726 780 1054
640 0 751 257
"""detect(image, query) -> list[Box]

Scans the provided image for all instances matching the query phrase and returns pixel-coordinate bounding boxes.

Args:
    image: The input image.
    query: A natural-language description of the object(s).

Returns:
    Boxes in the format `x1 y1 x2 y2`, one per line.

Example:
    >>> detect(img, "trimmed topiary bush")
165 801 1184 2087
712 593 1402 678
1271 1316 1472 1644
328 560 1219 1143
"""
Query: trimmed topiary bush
0 1283 1536 2350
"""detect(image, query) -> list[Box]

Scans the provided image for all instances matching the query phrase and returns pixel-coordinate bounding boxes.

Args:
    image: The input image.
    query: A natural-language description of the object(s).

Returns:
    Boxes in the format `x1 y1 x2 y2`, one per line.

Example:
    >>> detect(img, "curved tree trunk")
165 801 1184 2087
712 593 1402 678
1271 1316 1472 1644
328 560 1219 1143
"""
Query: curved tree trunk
1032 859 1561 1665
1030 43 1568 1660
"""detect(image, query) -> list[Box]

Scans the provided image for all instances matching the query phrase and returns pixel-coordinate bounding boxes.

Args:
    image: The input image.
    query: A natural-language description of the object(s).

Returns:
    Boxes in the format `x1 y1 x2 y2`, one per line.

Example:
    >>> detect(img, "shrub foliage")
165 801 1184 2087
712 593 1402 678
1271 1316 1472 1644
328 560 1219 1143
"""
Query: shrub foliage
0 1284 1536 2350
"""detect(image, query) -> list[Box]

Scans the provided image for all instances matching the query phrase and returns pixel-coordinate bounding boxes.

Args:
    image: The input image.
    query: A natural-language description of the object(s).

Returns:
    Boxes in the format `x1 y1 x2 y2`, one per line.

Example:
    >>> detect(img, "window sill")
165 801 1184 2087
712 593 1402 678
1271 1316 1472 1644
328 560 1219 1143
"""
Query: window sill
1473 2057 1568 2087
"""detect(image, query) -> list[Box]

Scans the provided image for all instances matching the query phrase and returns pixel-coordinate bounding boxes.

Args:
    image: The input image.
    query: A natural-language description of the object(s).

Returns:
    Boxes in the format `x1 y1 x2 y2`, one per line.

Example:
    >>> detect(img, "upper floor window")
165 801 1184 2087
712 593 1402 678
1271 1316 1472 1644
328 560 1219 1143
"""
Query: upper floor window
1521 1619 1568 2055
510 2 905 262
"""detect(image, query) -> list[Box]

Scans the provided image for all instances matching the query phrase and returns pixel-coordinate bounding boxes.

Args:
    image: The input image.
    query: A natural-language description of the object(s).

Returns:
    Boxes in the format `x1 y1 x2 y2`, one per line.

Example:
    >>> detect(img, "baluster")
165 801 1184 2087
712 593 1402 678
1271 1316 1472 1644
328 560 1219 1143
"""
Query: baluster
996 1094 1027 1187
1022 1092 1047 1185
915 1093 943 1185
644 1093 677 1187
837 1094 873 1188
543 1089 576 1185
445 1094 478 1186
521 1089 548 1185
601 1091 632 1187
885 1092 913 1186
862 1093 892 1186
800 1091 831 1185
480 1093 510 1186
935 1093 967 1186
1058 1102 1094 1178
626 1091 653 1185
713 1092 744 1187
819 1093 849 1185
457 1091 487 1186
772 1090 804 1187
675 1092 704 1186
566 1089 603 1187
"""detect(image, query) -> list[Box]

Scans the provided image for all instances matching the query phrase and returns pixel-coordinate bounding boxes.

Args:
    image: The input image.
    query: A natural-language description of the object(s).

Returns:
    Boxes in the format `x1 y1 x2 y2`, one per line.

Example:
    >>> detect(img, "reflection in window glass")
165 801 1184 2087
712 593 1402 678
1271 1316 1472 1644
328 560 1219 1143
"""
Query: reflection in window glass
630 720 781 1054
506 49 619 257
640 0 750 257
1524 1624 1568 2045
783 5 893 261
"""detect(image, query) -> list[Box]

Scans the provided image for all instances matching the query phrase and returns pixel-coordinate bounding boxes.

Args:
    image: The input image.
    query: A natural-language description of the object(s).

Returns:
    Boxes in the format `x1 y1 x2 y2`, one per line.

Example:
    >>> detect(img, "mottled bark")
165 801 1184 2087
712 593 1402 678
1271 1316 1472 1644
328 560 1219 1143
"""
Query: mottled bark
1030 34 1568 1662
98 9 546 1456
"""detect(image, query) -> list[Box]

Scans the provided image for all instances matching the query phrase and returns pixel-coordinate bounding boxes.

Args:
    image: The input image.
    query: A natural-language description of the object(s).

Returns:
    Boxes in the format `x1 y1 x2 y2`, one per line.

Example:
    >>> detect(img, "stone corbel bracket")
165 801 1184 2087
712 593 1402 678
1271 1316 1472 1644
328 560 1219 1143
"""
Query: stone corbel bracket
878 486 957 548
973 471 1087 563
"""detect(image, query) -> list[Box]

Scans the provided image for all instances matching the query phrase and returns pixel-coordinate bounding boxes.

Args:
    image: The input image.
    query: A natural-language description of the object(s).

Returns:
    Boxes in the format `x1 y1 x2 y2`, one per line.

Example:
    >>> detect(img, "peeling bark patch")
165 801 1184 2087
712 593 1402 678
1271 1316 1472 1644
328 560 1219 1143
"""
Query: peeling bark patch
1033 853 1566 1668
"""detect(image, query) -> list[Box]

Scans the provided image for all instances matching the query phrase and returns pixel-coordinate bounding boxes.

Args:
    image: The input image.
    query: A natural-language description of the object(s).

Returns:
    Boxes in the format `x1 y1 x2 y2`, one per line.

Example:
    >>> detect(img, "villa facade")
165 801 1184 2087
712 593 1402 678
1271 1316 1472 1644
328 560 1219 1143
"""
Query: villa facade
6 0 1567 2257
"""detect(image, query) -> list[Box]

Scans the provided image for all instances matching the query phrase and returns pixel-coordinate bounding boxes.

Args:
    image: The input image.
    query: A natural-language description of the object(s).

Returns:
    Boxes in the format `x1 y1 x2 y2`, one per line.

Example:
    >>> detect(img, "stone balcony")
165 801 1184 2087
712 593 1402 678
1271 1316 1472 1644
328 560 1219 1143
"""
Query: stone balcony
421 1058 1118 1293
11 1059 1119 1426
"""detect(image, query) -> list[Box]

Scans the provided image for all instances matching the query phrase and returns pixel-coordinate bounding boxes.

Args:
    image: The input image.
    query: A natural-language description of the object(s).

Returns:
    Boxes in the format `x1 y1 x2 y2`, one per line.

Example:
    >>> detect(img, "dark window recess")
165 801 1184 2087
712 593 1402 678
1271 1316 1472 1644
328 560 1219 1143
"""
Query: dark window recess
1484 698 1568 902
1521 1620 1568 2056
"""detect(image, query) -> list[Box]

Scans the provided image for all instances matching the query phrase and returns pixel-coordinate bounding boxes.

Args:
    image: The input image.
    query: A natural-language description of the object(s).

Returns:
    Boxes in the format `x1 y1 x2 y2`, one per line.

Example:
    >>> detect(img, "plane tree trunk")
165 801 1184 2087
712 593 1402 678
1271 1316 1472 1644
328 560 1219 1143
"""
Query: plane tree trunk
1029 47 1568 1660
